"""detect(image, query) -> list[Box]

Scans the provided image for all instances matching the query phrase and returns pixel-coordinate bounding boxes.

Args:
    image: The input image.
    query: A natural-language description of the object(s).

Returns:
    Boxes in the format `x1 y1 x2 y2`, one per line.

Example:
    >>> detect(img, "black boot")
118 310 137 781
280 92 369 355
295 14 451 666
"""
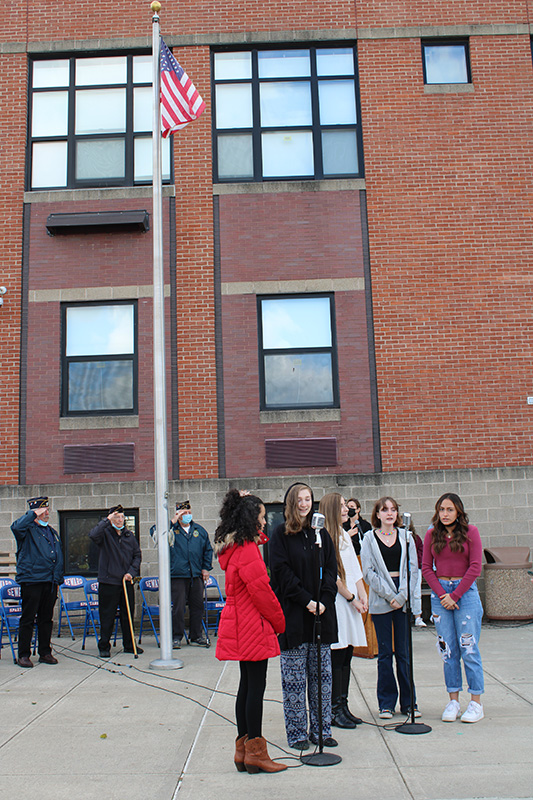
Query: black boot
331 666 356 728
341 665 362 725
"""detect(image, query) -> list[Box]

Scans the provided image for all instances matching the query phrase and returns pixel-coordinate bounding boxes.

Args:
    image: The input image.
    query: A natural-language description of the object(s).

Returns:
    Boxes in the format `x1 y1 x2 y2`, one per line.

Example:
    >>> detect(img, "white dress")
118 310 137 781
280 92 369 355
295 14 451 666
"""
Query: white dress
331 529 367 649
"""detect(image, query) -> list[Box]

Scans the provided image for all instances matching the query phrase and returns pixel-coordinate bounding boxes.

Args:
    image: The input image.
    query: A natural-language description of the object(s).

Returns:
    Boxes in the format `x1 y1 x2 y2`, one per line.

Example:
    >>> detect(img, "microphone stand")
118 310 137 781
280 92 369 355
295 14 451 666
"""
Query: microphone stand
301 520 342 767
395 515 431 736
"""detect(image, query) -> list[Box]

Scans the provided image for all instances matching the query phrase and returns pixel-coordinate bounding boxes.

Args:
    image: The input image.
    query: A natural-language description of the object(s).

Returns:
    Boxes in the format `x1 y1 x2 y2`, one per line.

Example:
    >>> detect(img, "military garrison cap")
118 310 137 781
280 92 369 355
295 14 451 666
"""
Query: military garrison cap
109 504 124 515
28 496 49 509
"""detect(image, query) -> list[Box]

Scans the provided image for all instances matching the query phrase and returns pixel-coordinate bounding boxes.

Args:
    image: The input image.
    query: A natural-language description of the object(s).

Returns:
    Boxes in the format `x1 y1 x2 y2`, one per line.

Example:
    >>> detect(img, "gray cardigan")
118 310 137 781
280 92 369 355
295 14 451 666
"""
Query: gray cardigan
361 528 421 616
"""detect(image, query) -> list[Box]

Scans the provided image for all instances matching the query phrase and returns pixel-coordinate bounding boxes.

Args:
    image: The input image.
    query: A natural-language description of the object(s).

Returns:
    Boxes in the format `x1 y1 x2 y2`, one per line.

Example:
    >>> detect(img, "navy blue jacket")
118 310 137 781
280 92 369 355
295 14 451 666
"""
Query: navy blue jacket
11 510 64 585
169 521 213 579
89 519 141 586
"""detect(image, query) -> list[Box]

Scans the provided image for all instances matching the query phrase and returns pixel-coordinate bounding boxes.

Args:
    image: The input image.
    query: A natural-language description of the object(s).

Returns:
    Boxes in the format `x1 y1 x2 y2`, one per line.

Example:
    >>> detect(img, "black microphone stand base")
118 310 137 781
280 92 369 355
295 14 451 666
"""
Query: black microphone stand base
395 721 432 735
301 751 342 766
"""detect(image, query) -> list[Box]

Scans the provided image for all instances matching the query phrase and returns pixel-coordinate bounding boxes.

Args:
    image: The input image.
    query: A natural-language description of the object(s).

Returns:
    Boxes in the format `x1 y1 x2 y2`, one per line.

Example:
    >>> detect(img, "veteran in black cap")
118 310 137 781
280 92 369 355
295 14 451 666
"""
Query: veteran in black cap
88 504 142 657
11 496 64 667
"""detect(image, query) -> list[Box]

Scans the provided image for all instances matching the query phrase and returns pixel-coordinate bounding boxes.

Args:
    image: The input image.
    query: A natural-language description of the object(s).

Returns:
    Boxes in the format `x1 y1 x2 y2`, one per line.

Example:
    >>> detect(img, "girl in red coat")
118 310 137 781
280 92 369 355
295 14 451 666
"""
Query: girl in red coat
215 489 287 774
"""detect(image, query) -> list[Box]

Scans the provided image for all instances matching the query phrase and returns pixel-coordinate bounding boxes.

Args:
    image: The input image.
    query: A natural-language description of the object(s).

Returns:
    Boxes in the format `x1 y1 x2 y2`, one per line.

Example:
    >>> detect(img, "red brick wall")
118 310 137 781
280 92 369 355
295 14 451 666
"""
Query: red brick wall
24 200 174 485
359 32 533 470
0 54 26 483
219 191 375 478
355 1 528 26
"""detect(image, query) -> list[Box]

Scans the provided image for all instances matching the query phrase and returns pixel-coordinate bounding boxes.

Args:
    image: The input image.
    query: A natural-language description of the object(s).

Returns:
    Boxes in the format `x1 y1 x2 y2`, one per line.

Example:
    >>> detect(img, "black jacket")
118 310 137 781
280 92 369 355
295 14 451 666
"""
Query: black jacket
11 511 64 585
89 519 141 585
268 522 338 650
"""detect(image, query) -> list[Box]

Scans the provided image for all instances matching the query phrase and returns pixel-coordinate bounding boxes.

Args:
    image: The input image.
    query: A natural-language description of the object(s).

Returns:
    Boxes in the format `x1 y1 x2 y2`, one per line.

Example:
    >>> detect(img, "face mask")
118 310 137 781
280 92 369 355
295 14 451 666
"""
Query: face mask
111 522 124 530
37 519 49 527
182 513 193 525
348 508 358 518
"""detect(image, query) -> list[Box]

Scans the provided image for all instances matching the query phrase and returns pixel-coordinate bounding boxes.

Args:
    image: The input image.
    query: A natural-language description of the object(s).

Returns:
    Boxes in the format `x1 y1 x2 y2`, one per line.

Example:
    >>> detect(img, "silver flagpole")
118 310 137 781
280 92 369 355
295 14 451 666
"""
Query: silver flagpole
149 0 182 670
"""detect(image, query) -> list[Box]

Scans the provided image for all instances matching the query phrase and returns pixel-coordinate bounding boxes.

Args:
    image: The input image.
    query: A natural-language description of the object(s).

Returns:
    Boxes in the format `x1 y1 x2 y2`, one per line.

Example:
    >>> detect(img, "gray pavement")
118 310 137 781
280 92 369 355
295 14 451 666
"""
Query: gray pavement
1 621 532 800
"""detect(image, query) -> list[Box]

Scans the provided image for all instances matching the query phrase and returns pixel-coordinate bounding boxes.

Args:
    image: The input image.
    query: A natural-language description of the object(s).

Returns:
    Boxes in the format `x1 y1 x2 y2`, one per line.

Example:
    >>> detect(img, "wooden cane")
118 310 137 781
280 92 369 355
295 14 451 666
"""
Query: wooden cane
122 576 138 658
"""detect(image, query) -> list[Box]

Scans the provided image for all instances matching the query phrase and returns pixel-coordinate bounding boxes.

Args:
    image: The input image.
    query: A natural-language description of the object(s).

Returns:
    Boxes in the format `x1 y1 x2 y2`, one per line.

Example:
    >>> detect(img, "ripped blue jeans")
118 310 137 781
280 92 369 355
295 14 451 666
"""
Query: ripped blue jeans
430 580 484 695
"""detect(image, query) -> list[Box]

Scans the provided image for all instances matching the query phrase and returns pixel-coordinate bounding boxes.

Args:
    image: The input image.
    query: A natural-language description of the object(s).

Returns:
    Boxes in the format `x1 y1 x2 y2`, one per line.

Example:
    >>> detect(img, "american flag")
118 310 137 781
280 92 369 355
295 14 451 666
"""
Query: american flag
160 38 206 137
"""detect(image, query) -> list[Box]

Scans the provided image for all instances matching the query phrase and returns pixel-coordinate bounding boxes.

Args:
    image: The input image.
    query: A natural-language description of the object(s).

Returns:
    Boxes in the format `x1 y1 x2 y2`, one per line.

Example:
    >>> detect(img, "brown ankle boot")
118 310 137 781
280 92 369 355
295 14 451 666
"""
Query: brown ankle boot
244 736 287 774
234 735 247 772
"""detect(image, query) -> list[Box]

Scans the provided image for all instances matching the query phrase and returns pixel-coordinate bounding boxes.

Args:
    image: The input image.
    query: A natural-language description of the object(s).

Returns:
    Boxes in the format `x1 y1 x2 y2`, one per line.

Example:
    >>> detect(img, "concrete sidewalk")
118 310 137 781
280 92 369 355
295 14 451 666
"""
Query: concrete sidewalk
1 621 532 800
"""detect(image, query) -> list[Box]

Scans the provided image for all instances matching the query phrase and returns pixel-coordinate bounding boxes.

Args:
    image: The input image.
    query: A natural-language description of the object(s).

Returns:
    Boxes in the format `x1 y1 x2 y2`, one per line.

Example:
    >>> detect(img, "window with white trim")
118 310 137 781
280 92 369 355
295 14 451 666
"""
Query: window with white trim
213 45 363 181
29 54 171 189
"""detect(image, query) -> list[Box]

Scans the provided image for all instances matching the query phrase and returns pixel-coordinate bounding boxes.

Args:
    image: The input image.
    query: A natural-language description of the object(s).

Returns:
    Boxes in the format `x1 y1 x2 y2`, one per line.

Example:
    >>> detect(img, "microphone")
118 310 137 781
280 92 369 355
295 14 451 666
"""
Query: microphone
311 512 325 546
403 512 412 540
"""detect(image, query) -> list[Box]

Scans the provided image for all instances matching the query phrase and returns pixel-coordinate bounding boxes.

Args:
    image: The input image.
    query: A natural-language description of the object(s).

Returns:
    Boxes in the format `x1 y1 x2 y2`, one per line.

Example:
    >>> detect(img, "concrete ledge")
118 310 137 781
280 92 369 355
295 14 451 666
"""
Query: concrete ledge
214 178 365 195
424 83 475 94
221 277 364 295
59 416 139 431
29 285 170 303
260 408 341 424
24 186 175 203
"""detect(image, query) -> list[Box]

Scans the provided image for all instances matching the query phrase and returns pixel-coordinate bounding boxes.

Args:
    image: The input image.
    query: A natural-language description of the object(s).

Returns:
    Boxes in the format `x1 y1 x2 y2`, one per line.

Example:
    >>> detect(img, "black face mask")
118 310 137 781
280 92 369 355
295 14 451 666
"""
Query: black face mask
348 508 359 518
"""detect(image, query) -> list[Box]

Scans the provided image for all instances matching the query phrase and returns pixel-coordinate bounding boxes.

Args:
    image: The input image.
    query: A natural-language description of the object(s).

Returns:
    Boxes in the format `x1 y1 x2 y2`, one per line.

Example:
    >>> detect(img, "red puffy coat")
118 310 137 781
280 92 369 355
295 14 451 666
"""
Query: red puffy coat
215 535 285 662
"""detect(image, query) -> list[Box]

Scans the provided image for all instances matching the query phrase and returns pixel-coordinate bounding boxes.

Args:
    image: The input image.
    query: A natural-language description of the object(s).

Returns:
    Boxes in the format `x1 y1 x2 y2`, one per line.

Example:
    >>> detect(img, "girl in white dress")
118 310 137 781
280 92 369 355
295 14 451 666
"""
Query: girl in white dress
319 493 368 728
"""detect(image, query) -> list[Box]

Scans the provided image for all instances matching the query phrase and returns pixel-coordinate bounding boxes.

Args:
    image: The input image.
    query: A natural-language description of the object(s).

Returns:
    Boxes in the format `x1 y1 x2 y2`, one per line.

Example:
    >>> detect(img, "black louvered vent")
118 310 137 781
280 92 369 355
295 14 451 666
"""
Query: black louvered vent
64 443 135 474
265 438 337 469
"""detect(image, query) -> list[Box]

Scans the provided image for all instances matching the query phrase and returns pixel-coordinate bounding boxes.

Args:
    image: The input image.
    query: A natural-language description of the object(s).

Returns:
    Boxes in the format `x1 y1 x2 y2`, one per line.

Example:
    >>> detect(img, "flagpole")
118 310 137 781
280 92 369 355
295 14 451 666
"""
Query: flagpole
149 0 182 670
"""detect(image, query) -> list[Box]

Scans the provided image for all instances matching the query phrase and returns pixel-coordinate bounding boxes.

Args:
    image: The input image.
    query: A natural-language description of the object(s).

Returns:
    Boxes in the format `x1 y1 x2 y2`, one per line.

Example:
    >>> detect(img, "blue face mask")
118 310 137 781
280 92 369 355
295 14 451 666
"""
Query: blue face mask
37 519 49 527
111 522 124 530
181 513 192 525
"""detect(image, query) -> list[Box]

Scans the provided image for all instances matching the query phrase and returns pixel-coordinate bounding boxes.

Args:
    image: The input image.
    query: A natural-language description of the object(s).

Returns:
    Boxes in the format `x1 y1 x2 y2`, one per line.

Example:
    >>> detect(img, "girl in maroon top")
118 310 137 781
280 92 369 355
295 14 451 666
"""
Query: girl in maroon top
422 493 485 724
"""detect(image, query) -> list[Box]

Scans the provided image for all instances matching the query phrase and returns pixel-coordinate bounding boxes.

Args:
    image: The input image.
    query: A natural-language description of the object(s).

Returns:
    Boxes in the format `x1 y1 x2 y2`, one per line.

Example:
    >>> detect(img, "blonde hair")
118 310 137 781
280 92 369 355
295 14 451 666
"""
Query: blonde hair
318 492 346 583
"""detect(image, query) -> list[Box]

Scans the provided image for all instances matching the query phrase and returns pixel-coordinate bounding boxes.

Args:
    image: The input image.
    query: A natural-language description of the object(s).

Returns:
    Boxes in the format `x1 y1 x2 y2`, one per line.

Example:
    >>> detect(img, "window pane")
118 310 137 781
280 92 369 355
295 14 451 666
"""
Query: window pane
134 136 171 181
134 86 152 132
66 304 134 356
64 516 101 574
316 48 354 77
260 81 312 127
75 88 126 134
217 134 254 179
31 141 67 188
214 52 252 80
33 59 70 88
76 56 127 86
264 353 333 407
258 50 310 78
32 91 68 137
262 297 332 348
424 45 468 84
133 55 152 83
68 360 134 412
261 131 314 177
322 130 358 175
318 80 356 125
216 84 253 129
76 139 125 180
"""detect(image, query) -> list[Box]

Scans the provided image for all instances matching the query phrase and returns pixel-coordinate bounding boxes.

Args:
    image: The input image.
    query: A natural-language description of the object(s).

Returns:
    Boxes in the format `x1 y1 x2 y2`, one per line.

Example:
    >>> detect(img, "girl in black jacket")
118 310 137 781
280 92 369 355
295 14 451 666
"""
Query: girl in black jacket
269 483 338 750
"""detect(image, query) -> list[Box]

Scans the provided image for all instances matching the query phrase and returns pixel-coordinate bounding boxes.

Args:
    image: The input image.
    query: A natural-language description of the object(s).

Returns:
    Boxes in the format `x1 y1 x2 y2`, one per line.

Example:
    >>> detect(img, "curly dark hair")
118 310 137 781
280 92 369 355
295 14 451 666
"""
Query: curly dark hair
215 489 264 546
430 492 470 554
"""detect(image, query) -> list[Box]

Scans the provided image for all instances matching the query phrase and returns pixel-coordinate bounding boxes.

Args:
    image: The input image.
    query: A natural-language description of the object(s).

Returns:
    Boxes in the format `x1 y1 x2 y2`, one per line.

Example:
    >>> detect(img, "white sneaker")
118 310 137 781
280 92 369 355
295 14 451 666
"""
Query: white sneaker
441 699 461 722
461 701 484 723
414 617 427 627
379 709 394 719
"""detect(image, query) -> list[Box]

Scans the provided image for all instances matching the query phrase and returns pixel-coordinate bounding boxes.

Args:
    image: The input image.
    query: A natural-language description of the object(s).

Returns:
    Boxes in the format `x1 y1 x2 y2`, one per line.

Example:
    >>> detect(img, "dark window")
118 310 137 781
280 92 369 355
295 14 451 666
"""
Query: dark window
29 54 171 189
212 45 363 181
258 294 339 410
422 40 471 85
61 301 138 416
59 509 139 577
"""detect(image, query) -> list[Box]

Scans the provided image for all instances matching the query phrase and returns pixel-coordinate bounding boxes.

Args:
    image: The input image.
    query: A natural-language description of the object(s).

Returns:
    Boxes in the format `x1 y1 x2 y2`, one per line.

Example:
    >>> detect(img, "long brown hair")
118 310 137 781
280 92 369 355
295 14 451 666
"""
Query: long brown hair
319 492 346 582
430 493 469 554
284 483 314 535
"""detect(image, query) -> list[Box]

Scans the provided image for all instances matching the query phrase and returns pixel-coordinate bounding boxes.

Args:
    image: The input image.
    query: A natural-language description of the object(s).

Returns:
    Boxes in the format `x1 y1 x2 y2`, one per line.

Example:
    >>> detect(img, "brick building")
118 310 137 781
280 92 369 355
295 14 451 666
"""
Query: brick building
1 1 532 579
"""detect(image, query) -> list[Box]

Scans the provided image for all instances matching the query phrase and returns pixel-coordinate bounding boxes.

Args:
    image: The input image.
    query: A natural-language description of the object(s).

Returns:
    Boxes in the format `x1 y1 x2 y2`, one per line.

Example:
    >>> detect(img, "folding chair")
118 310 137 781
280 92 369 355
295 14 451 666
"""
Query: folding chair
139 577 160 645
203 575 225 636
0 581 30 663
81 578 119 650
58 576 87 639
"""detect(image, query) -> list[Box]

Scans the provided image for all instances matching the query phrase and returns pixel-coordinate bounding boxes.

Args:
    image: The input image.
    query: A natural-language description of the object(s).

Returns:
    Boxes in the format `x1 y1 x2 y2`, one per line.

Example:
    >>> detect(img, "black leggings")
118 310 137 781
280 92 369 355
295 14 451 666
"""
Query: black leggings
331 645 353 672
236 659 268 739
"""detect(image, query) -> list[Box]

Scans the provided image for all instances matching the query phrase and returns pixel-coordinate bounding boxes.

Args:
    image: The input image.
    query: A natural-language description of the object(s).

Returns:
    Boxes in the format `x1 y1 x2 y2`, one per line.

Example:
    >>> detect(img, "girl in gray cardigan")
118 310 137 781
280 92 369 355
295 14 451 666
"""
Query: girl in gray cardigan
361 496 421 719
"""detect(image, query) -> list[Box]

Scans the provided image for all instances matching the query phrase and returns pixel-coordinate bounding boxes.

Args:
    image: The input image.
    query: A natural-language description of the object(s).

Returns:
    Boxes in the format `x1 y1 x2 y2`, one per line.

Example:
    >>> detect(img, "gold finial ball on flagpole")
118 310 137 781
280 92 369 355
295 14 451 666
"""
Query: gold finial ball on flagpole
151 2 161 13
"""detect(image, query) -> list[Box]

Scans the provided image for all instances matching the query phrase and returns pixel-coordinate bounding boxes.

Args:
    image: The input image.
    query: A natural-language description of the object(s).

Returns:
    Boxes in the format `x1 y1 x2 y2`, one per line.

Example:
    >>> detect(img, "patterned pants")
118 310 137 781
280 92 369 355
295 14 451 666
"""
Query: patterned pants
280 643 332 746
